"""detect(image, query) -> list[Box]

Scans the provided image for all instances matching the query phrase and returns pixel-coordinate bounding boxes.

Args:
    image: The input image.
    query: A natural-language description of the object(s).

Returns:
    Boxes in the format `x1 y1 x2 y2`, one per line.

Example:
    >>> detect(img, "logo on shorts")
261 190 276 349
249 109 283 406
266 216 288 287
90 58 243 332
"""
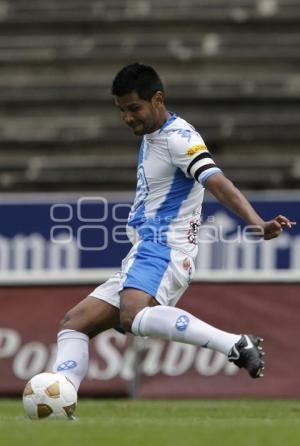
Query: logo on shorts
175 315 190 331
183 257 191 271
57 360 77 371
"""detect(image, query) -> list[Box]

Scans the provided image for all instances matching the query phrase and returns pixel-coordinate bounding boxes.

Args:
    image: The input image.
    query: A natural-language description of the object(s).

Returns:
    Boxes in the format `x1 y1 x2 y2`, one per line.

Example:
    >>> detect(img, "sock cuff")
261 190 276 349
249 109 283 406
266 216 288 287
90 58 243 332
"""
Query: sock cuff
57 329 89 343
131 307 151 336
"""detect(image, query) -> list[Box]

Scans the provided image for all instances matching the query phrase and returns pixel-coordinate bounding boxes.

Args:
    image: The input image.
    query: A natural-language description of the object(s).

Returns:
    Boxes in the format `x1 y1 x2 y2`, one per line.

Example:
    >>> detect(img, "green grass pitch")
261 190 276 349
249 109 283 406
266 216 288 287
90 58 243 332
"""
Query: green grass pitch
1 399 300 446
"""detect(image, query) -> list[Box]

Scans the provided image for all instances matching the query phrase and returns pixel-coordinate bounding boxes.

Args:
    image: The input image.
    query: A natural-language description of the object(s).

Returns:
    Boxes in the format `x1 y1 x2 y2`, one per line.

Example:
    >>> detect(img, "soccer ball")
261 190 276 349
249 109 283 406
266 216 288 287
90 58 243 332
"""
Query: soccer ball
22 372 77 420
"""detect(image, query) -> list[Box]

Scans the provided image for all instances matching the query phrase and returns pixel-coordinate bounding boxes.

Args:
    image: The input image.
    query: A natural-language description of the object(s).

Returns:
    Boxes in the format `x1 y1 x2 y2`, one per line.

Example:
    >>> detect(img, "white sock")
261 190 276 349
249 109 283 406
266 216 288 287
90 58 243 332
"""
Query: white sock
52 329 89 391
131 306 241 356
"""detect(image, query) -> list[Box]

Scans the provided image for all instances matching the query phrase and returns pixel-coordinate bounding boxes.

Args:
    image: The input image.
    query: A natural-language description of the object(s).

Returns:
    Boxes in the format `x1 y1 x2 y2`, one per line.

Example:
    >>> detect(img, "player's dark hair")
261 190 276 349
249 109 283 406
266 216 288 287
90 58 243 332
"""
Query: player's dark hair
111 63 164 101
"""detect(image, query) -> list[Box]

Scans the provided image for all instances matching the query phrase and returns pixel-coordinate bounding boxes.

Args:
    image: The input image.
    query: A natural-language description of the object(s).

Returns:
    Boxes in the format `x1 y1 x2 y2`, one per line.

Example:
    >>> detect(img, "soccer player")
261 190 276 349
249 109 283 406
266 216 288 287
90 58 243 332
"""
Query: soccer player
53 63 295 389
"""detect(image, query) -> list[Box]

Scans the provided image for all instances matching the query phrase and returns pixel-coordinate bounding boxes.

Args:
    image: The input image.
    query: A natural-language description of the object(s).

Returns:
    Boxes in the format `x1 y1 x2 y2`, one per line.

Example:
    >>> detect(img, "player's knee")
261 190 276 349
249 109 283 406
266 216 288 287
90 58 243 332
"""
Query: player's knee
58 306 84 331
58 310 74 330
119 309 135 332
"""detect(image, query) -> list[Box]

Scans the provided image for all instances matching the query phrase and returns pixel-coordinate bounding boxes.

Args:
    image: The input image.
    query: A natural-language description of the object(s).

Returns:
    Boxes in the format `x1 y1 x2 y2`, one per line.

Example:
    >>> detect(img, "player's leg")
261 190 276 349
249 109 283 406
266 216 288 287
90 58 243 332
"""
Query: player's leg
119 243 264 378
53 274 121 390
120 287 160 328
122 290 264 378
121 288 240 354
119 242 240 353
58 294 120 337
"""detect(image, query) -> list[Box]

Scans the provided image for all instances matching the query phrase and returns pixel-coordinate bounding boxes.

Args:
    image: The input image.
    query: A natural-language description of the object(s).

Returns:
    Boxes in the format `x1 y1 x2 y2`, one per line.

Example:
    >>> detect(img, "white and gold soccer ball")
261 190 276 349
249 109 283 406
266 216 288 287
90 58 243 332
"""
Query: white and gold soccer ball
22 372 77 420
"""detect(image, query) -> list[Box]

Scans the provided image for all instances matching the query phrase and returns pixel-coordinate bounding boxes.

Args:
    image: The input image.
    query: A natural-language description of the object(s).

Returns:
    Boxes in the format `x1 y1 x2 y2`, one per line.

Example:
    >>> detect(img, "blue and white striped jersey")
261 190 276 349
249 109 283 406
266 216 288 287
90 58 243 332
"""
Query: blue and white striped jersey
127 113 222 255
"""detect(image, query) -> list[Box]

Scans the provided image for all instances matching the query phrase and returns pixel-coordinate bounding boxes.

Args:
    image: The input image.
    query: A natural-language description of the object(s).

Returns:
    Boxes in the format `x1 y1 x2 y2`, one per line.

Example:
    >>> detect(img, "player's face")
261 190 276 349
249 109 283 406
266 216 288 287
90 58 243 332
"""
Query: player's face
115 91 165 135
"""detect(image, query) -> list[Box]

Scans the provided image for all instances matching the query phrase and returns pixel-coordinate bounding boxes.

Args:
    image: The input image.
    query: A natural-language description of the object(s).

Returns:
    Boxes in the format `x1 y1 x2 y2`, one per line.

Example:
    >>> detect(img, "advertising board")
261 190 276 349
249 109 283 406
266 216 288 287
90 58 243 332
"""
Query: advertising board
0 192 298 274
1 282 299 397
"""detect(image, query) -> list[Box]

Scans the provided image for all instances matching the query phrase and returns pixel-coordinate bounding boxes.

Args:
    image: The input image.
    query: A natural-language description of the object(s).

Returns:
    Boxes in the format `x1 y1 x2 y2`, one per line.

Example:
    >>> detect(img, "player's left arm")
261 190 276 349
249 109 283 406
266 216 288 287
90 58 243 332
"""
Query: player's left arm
205 173 296 240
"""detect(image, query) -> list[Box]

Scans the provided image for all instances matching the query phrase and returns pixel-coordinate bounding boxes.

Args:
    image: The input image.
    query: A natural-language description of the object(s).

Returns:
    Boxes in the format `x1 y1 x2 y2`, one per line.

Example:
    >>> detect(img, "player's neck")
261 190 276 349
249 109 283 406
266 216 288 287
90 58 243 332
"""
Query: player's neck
156 110 171 130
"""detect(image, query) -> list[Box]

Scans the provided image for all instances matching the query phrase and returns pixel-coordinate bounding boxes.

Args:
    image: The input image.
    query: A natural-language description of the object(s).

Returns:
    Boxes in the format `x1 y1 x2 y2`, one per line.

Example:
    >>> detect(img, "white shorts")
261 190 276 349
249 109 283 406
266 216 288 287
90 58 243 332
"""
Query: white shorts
90 240 195 308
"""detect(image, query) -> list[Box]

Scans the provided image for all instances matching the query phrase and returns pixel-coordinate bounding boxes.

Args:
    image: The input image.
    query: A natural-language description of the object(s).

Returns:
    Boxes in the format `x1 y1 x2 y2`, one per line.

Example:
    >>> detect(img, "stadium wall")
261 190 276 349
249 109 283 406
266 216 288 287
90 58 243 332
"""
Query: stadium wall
1 281 299 398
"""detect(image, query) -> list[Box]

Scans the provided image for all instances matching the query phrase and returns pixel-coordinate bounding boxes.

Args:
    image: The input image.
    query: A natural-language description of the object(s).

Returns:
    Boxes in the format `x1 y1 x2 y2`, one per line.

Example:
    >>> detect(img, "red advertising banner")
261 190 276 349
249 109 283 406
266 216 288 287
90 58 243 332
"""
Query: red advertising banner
0 282 299 398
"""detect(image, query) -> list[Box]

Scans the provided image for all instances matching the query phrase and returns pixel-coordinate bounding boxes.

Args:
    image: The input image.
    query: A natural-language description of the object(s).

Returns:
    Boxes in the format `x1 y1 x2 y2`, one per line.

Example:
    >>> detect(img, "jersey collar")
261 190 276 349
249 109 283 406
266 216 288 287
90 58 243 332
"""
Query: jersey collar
159 112 177 133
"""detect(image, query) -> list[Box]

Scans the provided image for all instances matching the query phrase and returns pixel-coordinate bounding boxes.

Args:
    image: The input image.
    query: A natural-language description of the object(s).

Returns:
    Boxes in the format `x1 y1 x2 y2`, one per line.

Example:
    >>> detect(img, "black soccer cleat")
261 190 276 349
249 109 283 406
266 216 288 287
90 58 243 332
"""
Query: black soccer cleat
228 334 265 378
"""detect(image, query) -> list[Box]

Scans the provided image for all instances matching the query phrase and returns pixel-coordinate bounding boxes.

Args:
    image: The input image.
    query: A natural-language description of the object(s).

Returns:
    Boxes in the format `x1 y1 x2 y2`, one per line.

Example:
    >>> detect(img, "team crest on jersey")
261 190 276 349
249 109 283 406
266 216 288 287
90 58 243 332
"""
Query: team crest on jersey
187 218 200 244
186 144 208 156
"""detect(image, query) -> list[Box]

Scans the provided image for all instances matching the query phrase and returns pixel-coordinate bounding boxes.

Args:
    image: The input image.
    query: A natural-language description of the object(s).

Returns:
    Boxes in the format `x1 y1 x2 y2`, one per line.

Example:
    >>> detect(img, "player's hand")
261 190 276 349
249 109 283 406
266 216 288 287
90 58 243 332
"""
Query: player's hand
262 215 296 240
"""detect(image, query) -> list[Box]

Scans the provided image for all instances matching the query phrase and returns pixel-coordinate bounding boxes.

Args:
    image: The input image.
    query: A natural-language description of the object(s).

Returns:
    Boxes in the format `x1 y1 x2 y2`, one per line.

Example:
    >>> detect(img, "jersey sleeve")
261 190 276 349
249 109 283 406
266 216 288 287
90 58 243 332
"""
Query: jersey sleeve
167 128 222 186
